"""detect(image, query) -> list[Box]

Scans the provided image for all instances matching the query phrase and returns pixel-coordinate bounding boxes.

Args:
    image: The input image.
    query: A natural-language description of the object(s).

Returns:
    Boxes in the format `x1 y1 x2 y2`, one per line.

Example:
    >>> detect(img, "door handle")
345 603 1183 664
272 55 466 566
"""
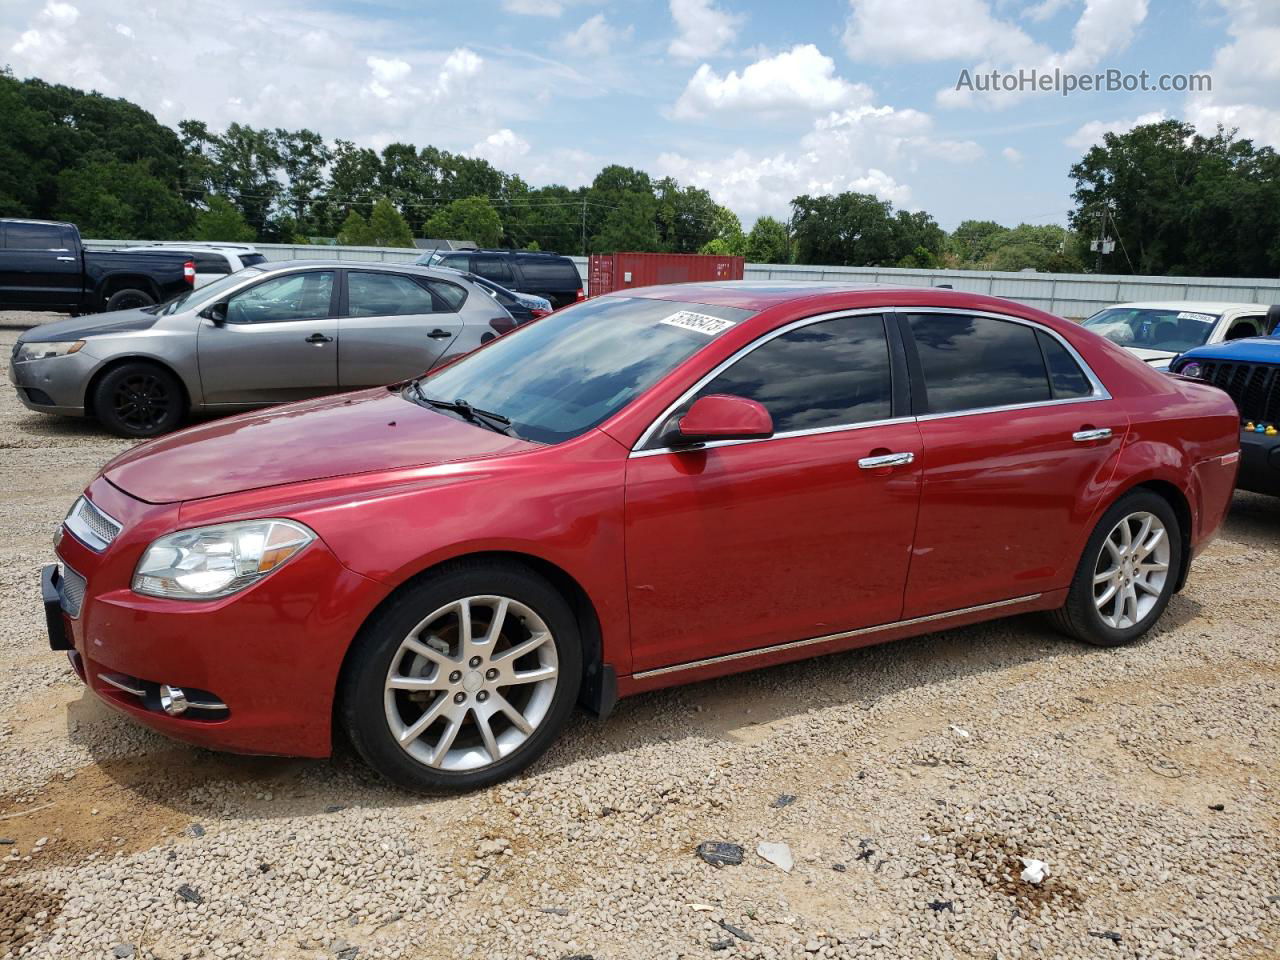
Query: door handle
56 256 75 262
427 328 452 340
1072 427 1112 443
305 333 333 345
858 452 915 470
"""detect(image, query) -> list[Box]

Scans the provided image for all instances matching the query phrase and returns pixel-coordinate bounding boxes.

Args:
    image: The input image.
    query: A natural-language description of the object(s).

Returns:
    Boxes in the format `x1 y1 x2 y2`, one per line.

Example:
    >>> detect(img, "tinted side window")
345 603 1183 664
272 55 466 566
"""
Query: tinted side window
692 314 893 433
226 271 335 324
7 223 66 250
440 254 470 271
1036 329 1093 399
473 257 515 283
425 279 467 312
193 254 231 275
908 314 1050 414
347 271 437 317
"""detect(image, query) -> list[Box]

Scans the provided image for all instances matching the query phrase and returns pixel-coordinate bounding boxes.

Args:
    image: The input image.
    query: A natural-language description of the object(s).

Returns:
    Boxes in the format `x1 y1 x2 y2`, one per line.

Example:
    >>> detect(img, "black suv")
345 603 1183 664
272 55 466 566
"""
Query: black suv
421 249 583 309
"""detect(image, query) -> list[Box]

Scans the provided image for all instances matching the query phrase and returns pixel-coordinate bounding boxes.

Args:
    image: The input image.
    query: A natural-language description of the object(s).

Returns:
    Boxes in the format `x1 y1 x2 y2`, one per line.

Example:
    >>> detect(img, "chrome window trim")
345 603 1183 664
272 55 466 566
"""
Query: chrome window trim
631 307 895 454
629 306 1112 458
632 593 1043 679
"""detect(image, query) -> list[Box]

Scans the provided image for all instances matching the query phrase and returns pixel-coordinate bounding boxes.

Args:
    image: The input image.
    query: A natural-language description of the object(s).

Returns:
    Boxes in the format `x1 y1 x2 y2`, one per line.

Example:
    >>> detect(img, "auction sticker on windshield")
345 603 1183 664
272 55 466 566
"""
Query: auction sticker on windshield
1177 311 1217 323
659 311 737 336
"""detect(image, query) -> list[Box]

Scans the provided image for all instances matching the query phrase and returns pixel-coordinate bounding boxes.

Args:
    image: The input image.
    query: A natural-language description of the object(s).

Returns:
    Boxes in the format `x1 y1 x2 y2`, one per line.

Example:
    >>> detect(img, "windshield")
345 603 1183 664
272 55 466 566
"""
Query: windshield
1082 307 1220 353
156 268 266 315
413 296 755 444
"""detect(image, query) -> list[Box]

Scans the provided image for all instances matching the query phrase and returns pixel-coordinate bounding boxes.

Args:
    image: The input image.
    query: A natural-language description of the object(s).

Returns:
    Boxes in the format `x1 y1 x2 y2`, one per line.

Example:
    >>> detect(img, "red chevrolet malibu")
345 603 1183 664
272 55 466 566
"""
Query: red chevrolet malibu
43 283 1240 790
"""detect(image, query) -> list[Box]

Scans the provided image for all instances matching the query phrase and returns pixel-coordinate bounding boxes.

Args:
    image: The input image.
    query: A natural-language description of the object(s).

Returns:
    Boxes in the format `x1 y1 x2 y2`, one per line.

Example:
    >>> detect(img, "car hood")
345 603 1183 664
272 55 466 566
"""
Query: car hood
102 388 540 504
1124 346 1178 366
1178 336 1280 364
19 308 158 343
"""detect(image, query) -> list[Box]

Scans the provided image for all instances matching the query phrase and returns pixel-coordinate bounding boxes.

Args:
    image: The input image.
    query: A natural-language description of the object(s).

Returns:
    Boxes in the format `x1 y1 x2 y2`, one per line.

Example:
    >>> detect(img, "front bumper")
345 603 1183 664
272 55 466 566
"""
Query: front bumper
1238 428 1280 496
8 351 95 415
47 478 390 757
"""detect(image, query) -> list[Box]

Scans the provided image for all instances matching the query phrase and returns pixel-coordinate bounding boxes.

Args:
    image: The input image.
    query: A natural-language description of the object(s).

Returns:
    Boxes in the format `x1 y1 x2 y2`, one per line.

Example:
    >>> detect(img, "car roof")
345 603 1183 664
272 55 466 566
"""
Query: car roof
137 242 259 252
255 259 474 283
609 280 957 311
1107 300 1270 313
0 218 73 227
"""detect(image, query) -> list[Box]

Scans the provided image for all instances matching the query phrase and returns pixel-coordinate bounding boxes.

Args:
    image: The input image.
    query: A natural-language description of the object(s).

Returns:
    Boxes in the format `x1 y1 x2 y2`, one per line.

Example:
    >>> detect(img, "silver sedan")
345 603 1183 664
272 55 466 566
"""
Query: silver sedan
8 260 516 437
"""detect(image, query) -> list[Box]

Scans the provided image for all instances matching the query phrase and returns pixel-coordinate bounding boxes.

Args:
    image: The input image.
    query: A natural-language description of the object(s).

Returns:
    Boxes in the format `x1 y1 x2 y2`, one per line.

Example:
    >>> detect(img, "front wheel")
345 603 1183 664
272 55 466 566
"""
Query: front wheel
340 562 582 791
91 361 187 438
1049 490 1182 647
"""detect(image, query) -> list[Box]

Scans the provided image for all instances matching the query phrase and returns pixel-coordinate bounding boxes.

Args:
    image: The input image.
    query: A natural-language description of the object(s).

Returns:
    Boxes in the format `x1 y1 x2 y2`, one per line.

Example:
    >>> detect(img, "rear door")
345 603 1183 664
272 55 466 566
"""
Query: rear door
900 310 1128 618
197 269 339 404
0 223 82 308
336 270 465 388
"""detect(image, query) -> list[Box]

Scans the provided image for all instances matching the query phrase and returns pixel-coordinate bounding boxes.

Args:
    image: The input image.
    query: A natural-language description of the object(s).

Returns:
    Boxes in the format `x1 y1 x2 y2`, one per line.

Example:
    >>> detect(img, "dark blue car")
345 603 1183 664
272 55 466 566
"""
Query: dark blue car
1171 305 1280 495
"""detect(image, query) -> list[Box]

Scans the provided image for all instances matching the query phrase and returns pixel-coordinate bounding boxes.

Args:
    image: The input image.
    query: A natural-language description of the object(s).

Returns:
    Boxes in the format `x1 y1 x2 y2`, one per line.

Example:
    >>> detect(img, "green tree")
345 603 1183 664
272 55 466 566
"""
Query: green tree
698 204 746 255
654 177 718 252
366 197 415 247
275 128 331 235
790 192 899 265
745 216 790 263
192 195 255 242
425 196 502 247
53 158 191 239
949 219 1008 263
336 209 374 246
592 191 661 253
897 245 940 269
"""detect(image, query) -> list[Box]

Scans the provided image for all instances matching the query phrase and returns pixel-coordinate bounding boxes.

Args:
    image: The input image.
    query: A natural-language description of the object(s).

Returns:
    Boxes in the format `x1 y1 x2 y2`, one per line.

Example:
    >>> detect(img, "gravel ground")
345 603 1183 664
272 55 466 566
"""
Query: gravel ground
1 312 1277 960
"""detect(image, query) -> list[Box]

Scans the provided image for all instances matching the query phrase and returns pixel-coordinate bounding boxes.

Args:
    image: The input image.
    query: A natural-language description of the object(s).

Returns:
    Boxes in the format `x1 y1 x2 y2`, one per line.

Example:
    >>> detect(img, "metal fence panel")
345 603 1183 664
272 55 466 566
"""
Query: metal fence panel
82 239 1280 319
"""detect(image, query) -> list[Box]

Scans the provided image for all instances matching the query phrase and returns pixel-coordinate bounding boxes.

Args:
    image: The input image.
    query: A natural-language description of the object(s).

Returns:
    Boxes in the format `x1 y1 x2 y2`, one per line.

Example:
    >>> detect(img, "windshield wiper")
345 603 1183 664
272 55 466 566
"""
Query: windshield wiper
410 386 513 435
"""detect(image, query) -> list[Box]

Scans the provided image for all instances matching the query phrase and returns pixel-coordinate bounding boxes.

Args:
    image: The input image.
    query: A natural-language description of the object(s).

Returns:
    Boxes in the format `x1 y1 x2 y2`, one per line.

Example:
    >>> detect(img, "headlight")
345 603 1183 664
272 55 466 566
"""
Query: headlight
14 340 85 362
132 519 315 600
1179 361 1204 379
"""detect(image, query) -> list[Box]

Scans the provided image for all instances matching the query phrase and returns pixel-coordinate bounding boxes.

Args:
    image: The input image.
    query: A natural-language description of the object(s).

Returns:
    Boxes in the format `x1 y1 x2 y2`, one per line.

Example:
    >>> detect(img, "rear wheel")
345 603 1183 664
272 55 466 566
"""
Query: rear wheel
1049 490 1182 647
340 562 582 791
105 288 155 312
91 361 186 438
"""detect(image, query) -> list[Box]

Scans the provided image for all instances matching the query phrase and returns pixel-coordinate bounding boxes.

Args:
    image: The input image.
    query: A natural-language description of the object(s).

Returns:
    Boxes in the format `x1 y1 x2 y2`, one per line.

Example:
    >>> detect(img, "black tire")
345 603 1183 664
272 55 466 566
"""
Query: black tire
91 361 186 438
1049 490 1183 647
105 288 155 312
339 561 583 792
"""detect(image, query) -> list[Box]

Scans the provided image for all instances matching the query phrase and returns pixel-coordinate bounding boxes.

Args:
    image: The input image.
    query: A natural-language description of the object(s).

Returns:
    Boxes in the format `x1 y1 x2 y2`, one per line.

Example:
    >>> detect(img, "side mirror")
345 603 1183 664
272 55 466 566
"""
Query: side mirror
664 394 773 447
203 302 228 325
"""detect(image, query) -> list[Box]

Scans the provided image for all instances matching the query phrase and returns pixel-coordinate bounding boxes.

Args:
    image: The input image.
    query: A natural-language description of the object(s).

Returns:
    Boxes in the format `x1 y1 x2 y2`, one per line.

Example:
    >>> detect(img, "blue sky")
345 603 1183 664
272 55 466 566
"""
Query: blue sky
4 0 1277 230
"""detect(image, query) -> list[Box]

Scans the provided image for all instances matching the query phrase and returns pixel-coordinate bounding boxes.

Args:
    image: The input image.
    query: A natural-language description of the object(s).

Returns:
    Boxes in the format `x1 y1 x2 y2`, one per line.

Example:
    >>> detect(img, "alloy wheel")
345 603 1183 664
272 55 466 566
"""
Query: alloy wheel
383 595 559 772
1092 511 1170 629
113 373 171 432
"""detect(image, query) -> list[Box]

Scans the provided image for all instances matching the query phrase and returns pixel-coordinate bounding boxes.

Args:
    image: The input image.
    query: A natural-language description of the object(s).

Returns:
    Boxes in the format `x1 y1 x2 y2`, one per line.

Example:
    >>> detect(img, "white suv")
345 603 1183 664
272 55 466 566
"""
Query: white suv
121 243 268 288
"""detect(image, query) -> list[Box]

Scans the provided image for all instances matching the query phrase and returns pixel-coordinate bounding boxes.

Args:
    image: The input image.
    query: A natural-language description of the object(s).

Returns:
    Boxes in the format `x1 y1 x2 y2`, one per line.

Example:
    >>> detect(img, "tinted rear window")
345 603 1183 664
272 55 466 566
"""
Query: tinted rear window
518 259 580 285
240 254 267 267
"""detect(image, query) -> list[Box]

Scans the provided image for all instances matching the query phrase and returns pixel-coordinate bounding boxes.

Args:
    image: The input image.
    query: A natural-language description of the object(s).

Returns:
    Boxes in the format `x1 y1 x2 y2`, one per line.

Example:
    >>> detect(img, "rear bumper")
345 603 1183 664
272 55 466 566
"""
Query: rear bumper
1238 429 1280 495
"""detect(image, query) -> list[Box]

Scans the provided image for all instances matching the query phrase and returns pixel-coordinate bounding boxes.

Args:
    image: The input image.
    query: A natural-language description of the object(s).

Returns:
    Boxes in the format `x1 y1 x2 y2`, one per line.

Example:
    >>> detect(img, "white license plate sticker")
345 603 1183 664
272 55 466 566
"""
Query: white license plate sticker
1176 311 1217 324
659 311 736 336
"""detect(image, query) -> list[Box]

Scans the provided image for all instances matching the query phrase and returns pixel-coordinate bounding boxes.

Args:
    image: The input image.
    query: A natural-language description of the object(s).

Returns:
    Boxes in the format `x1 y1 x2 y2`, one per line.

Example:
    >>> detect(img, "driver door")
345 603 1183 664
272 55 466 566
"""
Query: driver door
197 270 339 405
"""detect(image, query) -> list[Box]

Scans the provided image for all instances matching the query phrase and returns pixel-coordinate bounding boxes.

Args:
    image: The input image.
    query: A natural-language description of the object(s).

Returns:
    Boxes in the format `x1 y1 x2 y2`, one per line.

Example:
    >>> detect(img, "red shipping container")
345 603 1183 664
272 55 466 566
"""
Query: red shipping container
587 252 744 297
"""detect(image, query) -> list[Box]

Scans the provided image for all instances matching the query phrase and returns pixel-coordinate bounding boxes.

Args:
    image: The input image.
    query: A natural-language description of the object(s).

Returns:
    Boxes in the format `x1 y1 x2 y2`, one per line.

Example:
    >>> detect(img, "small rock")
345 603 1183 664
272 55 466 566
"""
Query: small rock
949 724 971 739
709 939 733 951
325 804 346 814
717 920 754 943
539 907 570 916
1208 803 1225 812
696 841 744 867
1089 930 1122 943
112 945 134 959
757 841 794 872
176 883 203 904
928 900 953 912
34 837 48 847
772 794 796 808
187 824 206 838
476 838 510 857
832 863 847 873
336 949 359 960
0 838 13 845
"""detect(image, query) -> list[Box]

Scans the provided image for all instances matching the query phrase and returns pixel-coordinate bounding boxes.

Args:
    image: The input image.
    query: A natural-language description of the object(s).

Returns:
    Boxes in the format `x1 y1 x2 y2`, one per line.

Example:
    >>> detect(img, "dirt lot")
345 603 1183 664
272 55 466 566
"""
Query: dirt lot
1 313 1277 960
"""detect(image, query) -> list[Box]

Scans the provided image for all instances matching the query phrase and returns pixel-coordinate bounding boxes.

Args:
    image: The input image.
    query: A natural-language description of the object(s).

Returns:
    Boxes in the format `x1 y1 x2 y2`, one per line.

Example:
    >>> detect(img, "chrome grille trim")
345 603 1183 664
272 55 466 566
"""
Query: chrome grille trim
59 564 87 619
64 496 122 552
98 673 146 697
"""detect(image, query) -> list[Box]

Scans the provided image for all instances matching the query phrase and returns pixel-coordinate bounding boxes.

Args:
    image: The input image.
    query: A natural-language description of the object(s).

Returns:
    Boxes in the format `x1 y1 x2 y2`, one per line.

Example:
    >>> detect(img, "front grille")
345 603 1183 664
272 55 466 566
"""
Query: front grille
1200 361 1280 423
65 496 121 551
60 564 87 618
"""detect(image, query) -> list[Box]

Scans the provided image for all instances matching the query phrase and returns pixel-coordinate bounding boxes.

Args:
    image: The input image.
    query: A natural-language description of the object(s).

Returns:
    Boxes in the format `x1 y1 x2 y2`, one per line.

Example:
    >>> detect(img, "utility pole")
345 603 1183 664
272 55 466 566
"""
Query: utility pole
581 196 587 258
1089 203 1114 274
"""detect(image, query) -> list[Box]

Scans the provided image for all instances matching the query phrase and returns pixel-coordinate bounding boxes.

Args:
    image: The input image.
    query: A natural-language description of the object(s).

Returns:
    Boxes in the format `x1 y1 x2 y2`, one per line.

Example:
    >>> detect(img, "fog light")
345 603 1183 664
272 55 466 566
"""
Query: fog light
159 684 189 716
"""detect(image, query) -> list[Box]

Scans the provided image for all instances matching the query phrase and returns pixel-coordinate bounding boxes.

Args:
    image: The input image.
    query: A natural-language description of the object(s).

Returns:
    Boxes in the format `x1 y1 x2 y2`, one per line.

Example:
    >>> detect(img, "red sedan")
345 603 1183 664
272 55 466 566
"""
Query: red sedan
43 283 1240 790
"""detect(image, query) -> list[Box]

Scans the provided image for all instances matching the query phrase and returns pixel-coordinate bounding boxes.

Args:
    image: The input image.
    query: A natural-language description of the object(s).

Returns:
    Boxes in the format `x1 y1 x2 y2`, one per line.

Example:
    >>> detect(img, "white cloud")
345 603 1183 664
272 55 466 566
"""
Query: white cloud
563 13 632 58
365 56 411 99
668 0 743 61
1064 110 1166 149
673 44 868 120
113 23 133 38
1002 146 1024 163
470 128 531 167
843 0 1044 64
1023 0 1076 21
658 100 981 220
1185 0 1280 147
502 0 564 16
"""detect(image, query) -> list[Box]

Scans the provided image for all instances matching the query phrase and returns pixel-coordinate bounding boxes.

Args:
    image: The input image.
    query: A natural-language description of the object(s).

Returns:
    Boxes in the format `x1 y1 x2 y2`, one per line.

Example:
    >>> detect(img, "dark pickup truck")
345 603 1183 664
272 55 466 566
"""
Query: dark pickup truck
0 219 194 314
